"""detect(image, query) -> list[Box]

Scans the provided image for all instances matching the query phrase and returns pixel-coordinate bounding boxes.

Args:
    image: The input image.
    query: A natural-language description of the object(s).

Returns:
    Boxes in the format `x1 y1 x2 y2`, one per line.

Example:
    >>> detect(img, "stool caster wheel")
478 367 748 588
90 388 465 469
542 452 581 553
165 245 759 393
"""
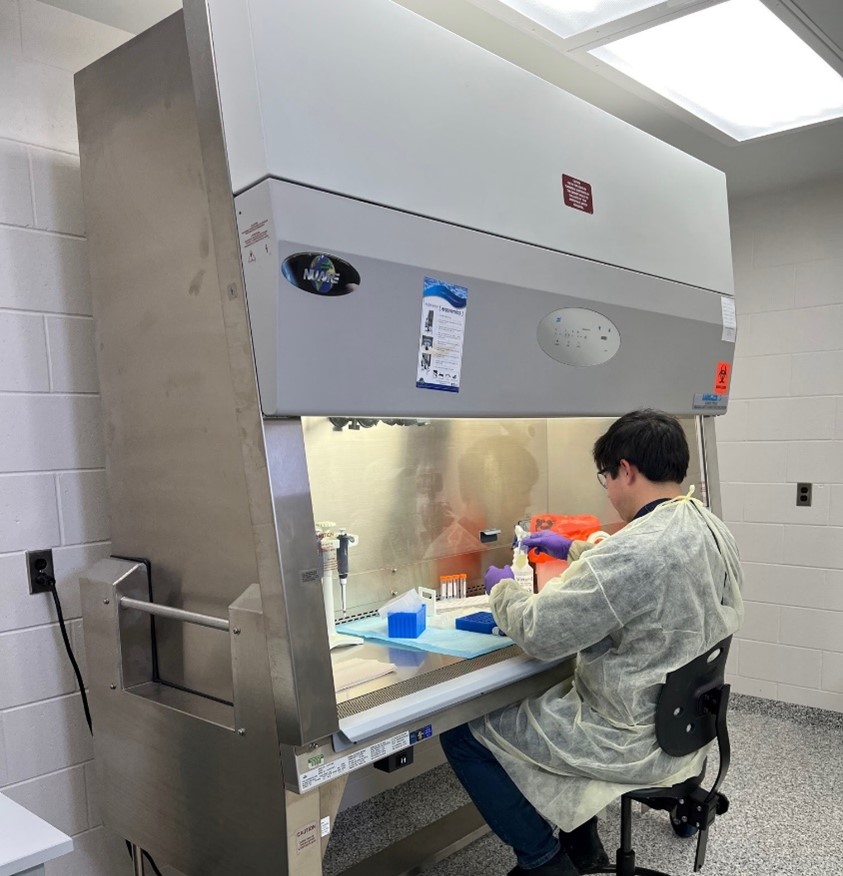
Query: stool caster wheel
670 807 698 839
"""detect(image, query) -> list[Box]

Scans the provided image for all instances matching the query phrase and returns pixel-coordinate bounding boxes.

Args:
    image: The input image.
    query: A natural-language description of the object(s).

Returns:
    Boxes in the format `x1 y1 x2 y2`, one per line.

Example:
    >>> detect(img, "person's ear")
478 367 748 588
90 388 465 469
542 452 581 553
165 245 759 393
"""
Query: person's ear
629 462 644 483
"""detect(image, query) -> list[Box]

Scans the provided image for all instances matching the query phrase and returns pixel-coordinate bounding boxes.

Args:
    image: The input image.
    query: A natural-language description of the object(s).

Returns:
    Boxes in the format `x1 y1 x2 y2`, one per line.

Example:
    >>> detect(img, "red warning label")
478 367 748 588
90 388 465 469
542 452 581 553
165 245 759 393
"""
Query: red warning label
714 361 731 394
562 174 594 214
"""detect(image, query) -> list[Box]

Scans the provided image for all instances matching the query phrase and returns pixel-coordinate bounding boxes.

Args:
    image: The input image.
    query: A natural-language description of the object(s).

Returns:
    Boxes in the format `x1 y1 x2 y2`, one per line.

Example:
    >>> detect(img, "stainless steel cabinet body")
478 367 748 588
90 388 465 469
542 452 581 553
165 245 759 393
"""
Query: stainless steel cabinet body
74 4 732 874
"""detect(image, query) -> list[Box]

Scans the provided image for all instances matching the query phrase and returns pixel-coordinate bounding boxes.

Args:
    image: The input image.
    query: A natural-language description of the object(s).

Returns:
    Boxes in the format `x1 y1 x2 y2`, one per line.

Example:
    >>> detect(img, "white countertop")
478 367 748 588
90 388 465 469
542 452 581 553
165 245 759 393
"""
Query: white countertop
0 794 73 876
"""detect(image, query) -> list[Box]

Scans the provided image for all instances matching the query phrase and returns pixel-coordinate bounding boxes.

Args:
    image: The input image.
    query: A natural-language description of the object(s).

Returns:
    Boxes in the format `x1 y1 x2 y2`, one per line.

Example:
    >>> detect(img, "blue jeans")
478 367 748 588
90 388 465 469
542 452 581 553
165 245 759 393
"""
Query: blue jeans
440 722 560 869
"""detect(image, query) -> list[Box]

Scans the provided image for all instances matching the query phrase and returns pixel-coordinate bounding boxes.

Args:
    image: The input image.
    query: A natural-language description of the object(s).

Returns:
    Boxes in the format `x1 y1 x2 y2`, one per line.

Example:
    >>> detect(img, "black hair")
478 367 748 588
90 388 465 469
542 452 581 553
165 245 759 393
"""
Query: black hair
593 409 689 483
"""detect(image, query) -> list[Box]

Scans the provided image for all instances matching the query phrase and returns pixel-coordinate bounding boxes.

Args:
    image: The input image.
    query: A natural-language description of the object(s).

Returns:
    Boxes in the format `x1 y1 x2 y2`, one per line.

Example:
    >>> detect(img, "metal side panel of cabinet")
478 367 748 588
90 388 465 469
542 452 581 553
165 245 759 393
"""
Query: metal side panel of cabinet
75 9 337 745
80 560 287 875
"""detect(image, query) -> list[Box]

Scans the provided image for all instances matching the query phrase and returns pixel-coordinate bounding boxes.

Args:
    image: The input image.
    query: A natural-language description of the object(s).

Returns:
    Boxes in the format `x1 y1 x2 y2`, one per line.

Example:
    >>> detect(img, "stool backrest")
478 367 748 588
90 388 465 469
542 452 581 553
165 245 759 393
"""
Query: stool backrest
655 637 732 757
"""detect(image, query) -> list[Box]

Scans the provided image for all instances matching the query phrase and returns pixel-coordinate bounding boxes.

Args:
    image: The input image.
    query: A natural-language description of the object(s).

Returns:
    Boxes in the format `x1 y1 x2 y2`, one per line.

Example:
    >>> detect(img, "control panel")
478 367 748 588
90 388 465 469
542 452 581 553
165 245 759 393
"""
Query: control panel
537 308 621 367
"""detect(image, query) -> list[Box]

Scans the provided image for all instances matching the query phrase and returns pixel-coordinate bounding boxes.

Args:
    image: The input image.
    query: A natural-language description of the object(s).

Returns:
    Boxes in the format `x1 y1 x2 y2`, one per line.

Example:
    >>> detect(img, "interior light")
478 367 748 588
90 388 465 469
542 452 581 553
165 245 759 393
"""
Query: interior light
496 0 666 39
590 0 843 140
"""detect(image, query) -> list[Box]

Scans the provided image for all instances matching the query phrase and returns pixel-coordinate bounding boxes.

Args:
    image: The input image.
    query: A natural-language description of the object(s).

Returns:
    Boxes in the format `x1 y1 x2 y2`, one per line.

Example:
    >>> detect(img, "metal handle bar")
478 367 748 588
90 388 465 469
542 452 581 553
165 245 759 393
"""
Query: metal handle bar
119 597 230 632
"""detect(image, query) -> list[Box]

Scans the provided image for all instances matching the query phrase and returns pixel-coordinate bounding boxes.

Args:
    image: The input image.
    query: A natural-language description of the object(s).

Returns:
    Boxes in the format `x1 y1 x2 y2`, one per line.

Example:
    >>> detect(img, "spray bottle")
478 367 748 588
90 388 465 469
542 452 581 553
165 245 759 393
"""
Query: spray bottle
512 524 535 593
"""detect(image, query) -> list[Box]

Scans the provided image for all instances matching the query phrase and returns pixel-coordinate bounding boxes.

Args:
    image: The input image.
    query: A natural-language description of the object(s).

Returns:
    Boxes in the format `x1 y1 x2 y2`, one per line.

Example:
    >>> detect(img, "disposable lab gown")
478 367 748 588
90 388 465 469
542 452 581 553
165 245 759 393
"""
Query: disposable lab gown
471 493 744 832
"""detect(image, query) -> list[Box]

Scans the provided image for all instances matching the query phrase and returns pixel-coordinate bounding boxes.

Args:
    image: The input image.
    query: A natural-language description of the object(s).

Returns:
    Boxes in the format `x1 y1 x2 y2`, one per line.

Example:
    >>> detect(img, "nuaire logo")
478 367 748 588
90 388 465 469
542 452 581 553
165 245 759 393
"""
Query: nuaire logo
281 253 360 296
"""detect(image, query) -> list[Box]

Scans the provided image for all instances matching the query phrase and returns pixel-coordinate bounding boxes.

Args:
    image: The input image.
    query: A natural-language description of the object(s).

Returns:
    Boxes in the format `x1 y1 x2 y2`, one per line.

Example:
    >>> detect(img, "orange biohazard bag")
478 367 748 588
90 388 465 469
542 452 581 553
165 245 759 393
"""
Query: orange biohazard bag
528 514 603 564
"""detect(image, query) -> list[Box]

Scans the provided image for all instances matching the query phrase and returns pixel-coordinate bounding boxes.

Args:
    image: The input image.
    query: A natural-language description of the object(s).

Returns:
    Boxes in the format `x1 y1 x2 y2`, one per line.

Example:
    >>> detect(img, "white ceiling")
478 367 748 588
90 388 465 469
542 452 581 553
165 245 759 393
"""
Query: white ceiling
41 0 843 199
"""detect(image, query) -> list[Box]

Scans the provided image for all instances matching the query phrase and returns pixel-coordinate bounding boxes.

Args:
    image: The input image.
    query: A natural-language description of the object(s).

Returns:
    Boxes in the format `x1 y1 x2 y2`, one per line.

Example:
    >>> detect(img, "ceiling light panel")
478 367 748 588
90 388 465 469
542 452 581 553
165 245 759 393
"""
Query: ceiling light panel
495 0 667 39
589 0 843 140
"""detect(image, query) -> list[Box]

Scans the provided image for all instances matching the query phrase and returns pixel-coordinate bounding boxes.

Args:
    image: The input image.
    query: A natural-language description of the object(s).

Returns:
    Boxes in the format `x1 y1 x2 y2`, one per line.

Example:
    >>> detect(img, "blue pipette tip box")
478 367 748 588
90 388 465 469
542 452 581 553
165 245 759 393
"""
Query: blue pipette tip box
387 604 426 638
455 611 497 634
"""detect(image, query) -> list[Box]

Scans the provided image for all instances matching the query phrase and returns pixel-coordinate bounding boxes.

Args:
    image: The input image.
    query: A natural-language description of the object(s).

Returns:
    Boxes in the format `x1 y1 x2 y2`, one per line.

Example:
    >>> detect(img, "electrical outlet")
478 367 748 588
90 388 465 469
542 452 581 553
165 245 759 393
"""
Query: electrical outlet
796 483 812 507
26 549 55 594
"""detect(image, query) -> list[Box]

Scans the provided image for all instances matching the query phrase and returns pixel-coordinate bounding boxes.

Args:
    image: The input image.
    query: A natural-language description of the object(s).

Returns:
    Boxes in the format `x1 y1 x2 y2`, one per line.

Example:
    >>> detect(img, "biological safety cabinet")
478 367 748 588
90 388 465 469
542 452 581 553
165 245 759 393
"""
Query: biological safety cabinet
74 1 735 873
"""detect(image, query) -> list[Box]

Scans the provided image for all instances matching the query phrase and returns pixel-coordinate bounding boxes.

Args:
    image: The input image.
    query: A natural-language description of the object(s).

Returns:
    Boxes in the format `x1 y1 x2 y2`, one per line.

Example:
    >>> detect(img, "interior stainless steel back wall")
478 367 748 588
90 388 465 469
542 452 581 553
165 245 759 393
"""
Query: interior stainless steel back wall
299 416 705 618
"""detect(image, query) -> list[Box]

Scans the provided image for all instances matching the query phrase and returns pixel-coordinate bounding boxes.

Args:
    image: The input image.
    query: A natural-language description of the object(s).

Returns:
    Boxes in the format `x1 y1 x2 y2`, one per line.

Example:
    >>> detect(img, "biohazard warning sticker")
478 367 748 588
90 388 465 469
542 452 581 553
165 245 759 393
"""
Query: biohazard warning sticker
562 174 594 214
714 362 731 394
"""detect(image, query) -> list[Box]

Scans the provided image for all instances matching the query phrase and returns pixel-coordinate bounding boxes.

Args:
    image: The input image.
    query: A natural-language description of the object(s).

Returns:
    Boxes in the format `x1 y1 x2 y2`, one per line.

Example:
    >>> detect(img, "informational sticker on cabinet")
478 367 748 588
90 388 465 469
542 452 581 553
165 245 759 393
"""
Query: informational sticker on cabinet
721 296 736 343
320 817 331 838
240 218 272 264
298 731 411 792
714 361 731 394
416 277 468 393
561 174 594 214
295 822 319 855
692 393 727 412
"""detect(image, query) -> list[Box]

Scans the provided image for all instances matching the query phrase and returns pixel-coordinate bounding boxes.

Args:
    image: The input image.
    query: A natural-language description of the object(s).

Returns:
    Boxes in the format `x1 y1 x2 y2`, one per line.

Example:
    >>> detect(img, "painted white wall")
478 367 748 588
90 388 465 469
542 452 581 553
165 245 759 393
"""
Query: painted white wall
720 178 843 713
0 2 146 873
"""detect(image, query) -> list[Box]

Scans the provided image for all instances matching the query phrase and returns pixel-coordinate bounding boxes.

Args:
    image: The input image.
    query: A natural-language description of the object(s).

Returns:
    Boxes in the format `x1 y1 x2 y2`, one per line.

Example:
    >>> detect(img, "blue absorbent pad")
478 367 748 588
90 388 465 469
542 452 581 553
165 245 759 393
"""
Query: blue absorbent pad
335 616 512 658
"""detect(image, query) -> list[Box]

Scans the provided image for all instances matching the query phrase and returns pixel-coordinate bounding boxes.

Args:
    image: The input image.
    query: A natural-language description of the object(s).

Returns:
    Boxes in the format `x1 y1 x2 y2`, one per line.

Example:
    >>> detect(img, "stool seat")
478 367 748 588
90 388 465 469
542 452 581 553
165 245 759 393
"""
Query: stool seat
625 771 704 805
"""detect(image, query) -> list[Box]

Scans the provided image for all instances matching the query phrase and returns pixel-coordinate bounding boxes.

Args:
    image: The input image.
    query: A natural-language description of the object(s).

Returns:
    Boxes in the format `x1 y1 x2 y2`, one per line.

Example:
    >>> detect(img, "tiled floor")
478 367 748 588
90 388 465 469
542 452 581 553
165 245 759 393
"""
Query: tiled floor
324 696 843 876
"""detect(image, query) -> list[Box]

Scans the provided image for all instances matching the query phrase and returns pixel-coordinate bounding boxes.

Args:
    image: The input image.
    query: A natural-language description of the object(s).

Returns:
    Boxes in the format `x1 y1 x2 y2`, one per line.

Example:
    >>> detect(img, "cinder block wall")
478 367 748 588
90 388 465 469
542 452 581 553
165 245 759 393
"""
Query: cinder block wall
720 179 843 713
0 2 138 872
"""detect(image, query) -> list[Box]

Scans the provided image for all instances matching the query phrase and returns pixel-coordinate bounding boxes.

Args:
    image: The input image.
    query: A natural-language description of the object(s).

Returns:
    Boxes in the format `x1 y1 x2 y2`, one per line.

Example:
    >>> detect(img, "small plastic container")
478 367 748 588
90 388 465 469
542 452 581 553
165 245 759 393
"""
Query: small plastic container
455 611 497 634
387 604 426 638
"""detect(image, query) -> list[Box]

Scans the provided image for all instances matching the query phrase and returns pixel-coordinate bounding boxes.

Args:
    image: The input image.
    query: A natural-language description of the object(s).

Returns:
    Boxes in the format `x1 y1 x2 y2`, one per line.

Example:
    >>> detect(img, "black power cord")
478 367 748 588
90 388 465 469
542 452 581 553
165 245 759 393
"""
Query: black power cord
42 573 164 876
47 577 93 734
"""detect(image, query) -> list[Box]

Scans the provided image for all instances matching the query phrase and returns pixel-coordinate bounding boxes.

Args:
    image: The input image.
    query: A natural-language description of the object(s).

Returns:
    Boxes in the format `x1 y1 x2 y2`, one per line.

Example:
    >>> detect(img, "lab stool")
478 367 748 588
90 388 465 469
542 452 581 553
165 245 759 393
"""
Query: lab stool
588 637 733 876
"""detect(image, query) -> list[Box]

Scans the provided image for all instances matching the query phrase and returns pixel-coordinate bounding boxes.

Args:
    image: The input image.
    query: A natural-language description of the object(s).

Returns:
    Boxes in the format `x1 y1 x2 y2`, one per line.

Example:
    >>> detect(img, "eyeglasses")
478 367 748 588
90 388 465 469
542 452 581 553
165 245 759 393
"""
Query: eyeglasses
597 469 609 489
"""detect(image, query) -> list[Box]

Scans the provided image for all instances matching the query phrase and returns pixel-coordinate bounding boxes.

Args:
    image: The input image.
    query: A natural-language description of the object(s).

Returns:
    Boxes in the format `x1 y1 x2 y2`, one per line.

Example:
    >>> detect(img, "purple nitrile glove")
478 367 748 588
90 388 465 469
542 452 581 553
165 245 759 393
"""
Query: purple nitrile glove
484 564 513 595
521 531 573 560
